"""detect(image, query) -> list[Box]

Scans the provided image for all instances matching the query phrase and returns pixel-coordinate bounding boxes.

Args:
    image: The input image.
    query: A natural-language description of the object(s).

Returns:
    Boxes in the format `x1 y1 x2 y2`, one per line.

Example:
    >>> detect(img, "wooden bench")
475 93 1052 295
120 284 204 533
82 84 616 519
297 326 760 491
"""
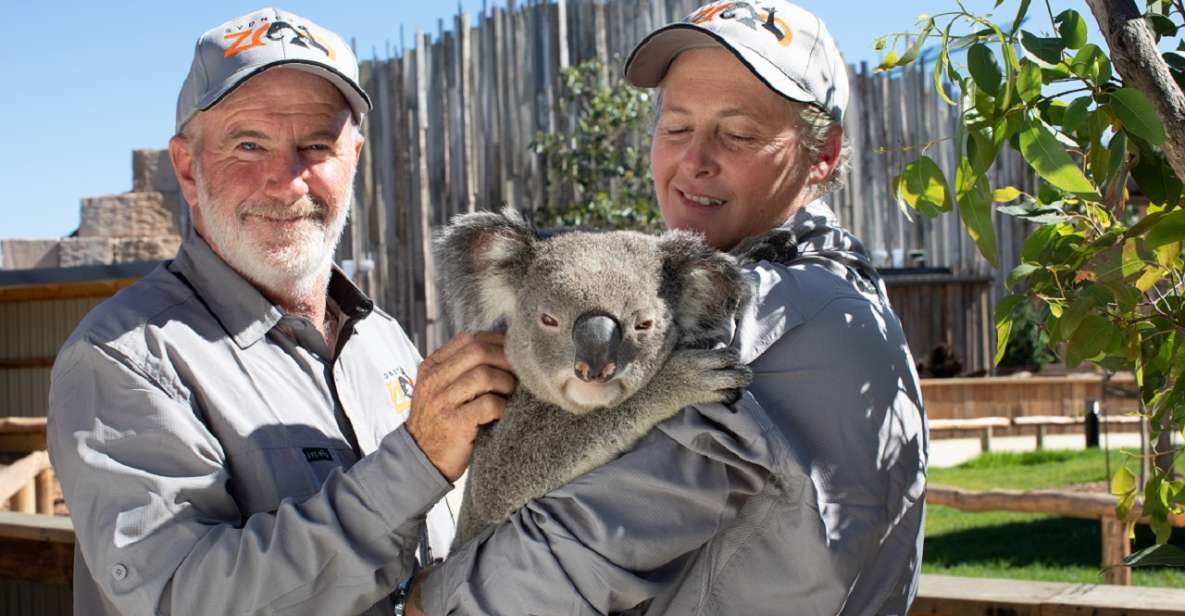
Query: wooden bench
929 417 1011 452
0 511 73 586
1011 414 1143 449
912 573 1185 615
927 484 1185 585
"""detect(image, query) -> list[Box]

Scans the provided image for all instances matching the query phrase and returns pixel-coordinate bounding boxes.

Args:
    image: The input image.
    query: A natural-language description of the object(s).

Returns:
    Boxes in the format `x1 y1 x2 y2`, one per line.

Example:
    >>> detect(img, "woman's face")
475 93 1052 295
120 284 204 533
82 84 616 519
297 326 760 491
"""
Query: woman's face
651 47 815 250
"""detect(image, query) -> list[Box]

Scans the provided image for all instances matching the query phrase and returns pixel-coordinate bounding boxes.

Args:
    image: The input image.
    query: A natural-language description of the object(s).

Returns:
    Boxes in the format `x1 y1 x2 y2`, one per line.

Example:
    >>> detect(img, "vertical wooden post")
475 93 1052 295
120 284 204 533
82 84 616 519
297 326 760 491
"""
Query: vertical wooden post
1101 516 1133 585
980 426 993 452
36 467 55 514
10 480 34 513
1036 424 1046 450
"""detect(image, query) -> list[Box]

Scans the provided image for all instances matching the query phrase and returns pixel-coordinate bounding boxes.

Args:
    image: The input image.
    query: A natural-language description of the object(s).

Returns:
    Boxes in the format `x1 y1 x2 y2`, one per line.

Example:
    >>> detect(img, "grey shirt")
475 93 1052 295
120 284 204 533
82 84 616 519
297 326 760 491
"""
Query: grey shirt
420 200 928 615
47 235 455 615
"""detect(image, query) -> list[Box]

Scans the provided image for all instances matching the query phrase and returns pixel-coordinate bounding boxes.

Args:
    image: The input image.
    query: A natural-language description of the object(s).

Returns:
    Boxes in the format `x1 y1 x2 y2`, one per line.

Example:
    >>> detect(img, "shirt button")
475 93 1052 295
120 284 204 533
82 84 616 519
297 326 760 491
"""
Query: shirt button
111 564 128 581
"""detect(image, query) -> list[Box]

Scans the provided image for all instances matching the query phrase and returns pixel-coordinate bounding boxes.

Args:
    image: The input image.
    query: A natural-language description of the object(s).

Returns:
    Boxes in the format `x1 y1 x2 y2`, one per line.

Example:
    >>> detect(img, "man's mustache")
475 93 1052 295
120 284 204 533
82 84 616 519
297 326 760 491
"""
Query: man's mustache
239 196 328 223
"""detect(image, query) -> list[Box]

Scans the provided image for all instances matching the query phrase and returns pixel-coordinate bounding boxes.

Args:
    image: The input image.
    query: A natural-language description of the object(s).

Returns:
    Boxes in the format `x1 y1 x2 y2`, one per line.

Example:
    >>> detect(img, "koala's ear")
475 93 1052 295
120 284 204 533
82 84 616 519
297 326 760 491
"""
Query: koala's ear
434 207 534 330
659 230 752 348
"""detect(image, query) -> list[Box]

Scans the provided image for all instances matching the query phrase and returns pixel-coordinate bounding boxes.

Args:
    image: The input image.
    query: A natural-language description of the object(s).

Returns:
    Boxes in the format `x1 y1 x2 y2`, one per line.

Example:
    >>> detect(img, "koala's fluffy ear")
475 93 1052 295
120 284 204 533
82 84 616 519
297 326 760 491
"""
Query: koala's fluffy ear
659 230 752 348
434 207 534 330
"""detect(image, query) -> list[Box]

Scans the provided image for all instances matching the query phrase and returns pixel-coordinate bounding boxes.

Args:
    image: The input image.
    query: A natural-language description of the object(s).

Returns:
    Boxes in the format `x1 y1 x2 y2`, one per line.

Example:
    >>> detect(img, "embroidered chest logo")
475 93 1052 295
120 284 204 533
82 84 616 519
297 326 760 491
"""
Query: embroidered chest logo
303 447 333 462
223 17 336 59
688 1 793 48
383 367 415 415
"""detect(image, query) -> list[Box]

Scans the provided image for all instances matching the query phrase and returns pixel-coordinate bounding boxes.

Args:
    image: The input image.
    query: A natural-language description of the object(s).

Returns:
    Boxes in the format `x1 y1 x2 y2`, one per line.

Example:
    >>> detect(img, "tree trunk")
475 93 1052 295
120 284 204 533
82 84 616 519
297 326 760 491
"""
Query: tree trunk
1086 0 1185 182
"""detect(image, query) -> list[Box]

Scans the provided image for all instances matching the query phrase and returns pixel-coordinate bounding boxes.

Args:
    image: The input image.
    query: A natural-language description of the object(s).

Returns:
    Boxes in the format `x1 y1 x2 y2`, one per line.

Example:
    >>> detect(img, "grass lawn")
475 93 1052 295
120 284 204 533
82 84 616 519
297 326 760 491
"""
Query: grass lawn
925 448 1185 587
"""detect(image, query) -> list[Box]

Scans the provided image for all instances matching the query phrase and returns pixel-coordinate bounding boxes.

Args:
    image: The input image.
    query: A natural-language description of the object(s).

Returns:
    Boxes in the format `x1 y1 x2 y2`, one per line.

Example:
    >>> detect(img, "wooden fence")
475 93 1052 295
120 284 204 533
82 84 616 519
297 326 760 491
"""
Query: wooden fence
342 0 1039 355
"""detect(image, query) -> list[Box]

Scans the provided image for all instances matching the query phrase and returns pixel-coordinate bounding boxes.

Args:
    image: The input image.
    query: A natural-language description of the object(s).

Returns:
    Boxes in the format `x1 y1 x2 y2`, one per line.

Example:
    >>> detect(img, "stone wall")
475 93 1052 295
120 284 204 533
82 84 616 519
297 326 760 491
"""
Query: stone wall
2 150 186 270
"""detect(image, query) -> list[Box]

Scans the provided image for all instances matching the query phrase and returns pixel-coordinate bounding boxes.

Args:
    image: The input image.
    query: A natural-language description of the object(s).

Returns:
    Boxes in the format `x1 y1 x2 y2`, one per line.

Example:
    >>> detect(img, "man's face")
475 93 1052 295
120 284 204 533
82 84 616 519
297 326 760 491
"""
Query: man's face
180 68 361 295
651 47 812 251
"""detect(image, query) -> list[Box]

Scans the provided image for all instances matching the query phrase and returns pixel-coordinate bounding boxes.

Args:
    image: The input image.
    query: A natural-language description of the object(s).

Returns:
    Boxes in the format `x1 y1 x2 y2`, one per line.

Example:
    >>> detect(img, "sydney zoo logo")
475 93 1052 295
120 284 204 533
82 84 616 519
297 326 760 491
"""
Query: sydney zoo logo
223 17 336 60
689 1 794 47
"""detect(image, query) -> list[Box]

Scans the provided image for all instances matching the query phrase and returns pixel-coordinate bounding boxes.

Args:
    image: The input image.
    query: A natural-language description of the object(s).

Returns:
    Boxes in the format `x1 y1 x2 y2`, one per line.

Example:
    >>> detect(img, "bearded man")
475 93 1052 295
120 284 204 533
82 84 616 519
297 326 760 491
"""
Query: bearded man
46 8 513 615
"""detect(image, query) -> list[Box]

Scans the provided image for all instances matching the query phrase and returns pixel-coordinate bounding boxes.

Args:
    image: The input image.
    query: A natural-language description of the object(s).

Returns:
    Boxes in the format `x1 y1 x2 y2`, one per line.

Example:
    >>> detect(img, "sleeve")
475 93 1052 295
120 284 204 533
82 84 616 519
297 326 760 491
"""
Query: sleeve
418 394 777 616
47 339 451 616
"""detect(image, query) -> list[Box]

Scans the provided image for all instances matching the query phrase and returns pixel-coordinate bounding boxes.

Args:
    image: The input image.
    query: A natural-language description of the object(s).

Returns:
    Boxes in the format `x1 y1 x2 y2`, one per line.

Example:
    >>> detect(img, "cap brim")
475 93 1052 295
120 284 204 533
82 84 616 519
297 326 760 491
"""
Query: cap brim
197 60 372 122
624 24 814 107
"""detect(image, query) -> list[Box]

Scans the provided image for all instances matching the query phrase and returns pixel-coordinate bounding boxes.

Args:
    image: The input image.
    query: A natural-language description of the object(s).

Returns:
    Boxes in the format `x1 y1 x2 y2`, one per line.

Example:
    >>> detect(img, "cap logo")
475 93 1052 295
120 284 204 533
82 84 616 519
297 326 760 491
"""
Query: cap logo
687 1 793 48
223 17 336 60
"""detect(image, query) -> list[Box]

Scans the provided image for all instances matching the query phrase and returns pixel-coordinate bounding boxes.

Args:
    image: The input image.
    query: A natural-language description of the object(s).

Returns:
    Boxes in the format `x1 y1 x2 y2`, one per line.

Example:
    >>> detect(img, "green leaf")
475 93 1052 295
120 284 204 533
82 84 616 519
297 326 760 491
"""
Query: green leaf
1124 543 1185 568
993 294 1025 365
896 156 952 216
1010 0 1033 36
992 186 1021 202
1066 315 1115 368
1017 115 1096 195
877 49 900 72
1055 10 1089 49
1111 465 1137 497
1007 262 1041 286
1110 87 1166 146
1131 140 1183 205
1147 210 1185 249
1147 14 1179 38
1022 224 1060 262
897 19 934 67
1071 44 1112 84
1061 96 1091 133
1020 30 1065 68
956 160 1000 267
1016 60 1043 102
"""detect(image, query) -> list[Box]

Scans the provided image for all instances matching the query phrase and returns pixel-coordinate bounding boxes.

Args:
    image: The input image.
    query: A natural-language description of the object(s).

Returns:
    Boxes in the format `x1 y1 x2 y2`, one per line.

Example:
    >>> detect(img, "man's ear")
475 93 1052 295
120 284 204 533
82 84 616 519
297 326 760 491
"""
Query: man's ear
434 207 534 331
168 133 200 207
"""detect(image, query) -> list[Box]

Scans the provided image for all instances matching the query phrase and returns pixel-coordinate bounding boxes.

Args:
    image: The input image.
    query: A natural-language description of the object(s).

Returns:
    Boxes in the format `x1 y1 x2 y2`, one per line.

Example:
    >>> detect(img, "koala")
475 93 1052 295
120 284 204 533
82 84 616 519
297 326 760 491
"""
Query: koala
435 208 794 546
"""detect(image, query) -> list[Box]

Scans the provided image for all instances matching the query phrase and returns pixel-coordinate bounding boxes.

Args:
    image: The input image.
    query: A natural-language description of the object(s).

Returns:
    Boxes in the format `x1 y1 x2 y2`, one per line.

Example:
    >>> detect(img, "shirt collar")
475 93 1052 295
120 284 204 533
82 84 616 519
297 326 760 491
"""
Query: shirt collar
170 234 373 349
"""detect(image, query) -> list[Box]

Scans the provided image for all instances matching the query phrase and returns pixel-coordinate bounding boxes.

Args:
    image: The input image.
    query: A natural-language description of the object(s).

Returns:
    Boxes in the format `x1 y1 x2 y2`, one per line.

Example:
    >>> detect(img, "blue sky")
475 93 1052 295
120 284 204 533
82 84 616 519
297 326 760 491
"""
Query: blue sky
1 0 1054 241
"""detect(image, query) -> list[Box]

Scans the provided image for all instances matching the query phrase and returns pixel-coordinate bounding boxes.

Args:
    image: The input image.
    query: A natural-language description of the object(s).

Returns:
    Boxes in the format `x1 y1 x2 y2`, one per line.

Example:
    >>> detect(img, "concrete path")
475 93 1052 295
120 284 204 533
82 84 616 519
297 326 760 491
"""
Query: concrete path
930 432 1153 468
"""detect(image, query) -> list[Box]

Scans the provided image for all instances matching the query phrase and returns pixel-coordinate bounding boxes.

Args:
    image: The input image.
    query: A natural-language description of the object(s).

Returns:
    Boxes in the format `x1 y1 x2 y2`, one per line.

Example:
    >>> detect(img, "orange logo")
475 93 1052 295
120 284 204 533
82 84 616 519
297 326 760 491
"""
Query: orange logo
385 369 415 415
688 2 793 48
223 20 336 60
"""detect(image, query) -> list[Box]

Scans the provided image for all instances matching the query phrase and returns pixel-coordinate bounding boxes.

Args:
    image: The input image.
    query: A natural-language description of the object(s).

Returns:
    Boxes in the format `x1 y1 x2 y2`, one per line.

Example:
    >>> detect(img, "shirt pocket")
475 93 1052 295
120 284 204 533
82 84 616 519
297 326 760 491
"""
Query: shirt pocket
227 439 356 516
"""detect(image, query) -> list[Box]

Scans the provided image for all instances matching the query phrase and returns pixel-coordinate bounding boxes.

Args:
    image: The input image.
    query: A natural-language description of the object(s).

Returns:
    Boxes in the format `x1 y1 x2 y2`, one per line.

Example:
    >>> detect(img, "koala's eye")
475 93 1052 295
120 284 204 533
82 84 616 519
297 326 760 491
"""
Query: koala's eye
541 313 559 328
635 319 654 331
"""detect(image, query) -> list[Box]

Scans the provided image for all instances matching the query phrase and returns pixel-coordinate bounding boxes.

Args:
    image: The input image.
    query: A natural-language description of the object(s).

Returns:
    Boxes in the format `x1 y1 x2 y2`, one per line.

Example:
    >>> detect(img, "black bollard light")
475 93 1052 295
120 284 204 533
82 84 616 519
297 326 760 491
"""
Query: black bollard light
1084 399 1100 448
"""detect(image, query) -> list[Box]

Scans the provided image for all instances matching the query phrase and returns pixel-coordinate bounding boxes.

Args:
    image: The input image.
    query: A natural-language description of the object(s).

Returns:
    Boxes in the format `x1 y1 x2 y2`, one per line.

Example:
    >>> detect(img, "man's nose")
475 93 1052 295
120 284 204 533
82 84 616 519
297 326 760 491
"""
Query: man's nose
263 149 311 202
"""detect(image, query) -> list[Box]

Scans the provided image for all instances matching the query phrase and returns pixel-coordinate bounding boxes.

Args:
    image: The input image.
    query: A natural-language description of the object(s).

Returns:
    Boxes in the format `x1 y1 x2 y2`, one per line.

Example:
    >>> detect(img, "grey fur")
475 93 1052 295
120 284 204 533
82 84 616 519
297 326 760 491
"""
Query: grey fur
435 208 758 546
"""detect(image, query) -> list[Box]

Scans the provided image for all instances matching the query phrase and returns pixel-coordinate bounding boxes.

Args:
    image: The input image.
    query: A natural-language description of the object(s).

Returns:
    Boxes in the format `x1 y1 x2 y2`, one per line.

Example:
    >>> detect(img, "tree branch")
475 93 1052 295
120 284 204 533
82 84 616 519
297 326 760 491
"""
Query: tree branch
1086 0 1185 182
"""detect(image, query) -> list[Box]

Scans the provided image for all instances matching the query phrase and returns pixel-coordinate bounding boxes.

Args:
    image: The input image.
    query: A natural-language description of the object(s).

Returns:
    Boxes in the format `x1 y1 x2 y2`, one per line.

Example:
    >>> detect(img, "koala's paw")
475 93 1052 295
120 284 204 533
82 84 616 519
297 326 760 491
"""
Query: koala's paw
731 229 798 266
665 347 753 406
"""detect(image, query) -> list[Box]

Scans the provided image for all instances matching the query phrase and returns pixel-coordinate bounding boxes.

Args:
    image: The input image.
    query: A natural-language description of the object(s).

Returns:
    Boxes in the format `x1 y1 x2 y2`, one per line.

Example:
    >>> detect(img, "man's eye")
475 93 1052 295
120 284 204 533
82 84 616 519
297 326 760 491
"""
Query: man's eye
303 144 331 152
237 142 260 151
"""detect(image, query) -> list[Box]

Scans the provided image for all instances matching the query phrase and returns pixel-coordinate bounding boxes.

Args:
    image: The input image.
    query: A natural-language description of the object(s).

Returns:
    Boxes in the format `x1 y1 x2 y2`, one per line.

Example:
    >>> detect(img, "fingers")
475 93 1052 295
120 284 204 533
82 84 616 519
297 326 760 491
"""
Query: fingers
406 330 517 482
421 332 513 388
442 365 516 409
459 393 507 427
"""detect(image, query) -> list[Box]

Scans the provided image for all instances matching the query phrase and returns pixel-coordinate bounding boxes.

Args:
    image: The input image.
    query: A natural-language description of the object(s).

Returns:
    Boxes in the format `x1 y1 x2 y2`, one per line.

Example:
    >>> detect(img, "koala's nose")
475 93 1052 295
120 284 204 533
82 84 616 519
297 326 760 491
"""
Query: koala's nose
572 313 621 383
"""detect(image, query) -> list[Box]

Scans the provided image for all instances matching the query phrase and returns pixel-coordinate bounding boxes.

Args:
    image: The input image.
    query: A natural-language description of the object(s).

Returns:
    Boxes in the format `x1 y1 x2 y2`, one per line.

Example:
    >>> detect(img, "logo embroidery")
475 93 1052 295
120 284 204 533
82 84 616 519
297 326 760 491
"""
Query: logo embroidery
303 447 333 462
383 368 415 415
687 2 793 48
223 17 336 59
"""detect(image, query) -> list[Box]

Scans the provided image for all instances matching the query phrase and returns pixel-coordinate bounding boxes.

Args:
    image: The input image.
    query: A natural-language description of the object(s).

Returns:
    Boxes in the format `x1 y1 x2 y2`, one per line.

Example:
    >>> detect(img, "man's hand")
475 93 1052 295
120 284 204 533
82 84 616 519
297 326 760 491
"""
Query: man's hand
406 331 515 482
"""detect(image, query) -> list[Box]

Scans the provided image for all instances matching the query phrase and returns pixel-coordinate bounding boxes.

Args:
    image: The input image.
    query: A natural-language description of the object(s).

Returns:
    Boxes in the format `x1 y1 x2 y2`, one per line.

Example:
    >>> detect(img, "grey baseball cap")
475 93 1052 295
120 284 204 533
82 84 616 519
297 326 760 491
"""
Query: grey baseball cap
176 7 371 132
624 0 849 123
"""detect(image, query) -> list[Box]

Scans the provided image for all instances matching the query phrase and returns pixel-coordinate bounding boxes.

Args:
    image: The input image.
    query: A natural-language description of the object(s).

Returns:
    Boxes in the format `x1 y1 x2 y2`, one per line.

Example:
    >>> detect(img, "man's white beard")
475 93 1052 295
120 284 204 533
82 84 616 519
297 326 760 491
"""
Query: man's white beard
195 170 352 299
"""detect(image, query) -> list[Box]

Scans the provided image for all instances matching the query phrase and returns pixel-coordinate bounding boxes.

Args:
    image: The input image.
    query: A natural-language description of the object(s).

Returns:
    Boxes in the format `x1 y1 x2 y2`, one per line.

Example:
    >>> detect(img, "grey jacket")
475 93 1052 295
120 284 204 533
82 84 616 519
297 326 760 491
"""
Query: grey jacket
420 201 929 615
47 235 456 615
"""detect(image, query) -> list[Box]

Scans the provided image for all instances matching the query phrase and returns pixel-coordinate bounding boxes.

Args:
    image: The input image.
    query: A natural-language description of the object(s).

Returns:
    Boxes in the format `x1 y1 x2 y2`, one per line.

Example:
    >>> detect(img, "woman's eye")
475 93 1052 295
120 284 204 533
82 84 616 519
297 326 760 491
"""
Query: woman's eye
541 314 559 327
635 319 654 331
727 133 754 142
